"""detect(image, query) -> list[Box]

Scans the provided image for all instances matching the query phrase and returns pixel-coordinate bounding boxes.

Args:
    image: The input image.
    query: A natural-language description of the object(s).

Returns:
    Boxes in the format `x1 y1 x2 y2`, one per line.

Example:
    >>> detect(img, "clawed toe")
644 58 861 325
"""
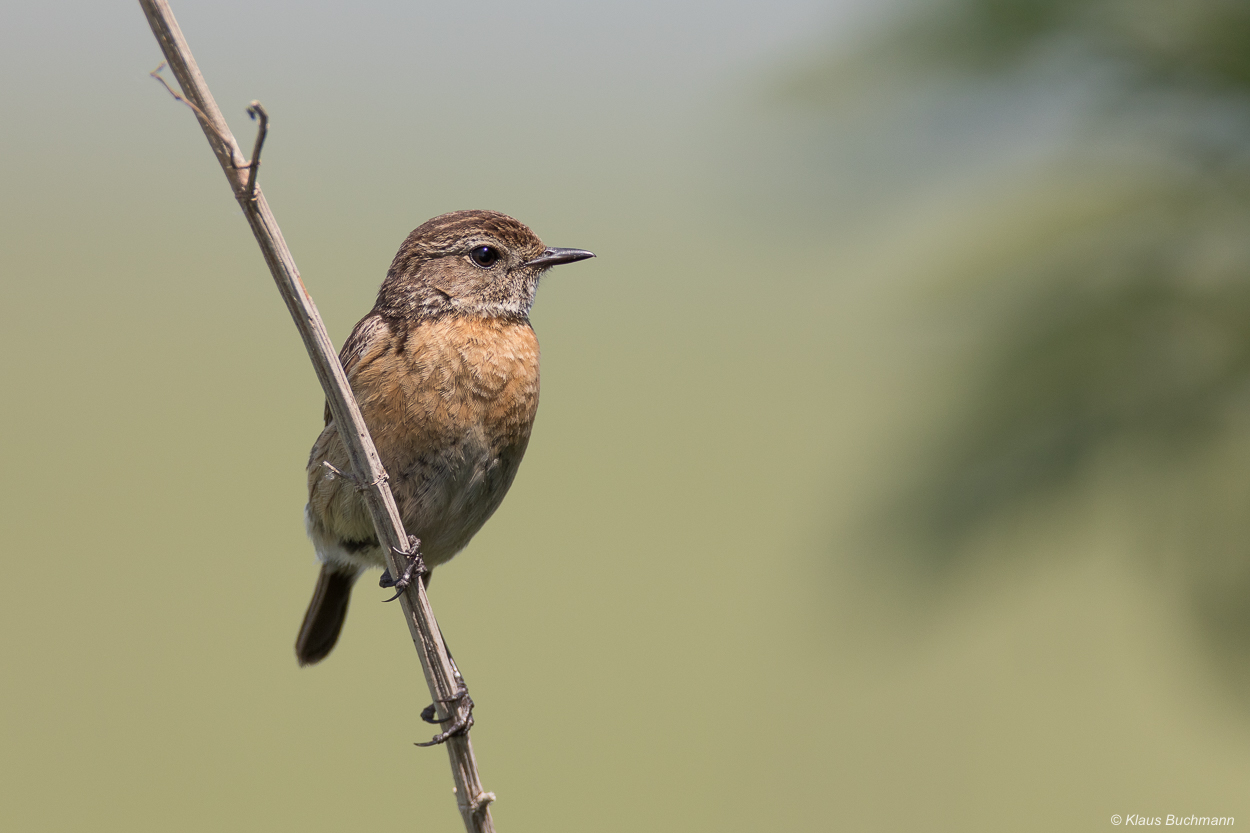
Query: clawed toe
415 688 474 746
381 536 425 602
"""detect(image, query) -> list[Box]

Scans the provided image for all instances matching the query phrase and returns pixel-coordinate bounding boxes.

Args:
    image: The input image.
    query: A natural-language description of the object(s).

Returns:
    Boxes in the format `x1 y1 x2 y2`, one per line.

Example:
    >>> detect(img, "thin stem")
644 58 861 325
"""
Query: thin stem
137 2 496 830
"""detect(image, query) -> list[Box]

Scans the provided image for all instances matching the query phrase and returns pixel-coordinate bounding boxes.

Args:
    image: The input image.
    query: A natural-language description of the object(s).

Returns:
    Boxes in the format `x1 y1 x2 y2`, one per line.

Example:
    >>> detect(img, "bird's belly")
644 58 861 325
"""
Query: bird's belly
389 433 526 566
305 436 526 574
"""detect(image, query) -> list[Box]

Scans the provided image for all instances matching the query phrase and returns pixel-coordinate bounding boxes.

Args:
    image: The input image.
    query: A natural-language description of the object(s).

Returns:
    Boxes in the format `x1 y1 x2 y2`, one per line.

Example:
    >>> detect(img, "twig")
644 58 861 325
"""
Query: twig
136 2 497 831
149 62 242 169
245 102 267 199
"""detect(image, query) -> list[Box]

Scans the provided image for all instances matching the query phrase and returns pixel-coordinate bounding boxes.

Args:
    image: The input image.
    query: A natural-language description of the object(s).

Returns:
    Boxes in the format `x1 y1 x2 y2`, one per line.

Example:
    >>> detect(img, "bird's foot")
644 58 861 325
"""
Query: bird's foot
380 535 425 602
416 686 475 747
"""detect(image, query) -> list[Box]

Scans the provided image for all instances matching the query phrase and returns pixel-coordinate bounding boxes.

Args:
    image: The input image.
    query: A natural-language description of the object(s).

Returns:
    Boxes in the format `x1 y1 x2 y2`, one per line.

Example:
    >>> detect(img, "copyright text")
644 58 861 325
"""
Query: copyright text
1112 816 1233 827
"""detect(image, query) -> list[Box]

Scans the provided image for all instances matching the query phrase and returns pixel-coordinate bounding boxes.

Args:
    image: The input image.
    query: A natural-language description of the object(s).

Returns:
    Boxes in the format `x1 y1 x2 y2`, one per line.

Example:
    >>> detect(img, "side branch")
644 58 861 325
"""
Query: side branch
150 62 230 149
137 2 496 830
244 102 267 199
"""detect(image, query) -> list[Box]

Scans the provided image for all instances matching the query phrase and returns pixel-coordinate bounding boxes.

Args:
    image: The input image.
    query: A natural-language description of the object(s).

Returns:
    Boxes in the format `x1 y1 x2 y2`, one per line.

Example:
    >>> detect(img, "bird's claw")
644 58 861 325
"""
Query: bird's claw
380 536 425 602
415 687 474 747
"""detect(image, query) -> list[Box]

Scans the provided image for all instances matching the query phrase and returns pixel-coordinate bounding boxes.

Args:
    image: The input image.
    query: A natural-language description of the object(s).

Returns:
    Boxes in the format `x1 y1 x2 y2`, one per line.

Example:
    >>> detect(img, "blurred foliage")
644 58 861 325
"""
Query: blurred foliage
787 0 1250 660
786 0 1250 100
908 174 1250 554
901 0 1250 86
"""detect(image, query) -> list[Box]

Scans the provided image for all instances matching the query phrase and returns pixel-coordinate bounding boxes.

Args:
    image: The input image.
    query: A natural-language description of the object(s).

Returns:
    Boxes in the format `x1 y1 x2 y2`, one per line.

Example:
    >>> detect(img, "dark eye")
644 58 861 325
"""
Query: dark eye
469 246 500 268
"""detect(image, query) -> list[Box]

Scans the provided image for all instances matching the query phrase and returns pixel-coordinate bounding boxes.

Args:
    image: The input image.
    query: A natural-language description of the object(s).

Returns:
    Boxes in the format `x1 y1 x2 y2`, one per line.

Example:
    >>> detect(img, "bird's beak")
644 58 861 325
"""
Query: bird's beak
523 247 595 268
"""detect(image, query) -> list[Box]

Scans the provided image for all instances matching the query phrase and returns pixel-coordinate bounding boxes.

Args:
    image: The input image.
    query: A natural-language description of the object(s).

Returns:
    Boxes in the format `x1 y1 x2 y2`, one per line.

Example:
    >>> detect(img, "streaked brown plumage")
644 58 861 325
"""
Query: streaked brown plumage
296 209 593 665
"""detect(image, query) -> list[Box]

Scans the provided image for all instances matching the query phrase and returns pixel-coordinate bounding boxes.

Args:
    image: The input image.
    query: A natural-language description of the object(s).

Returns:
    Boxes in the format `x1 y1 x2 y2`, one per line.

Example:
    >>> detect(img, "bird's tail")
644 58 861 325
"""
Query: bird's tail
295 565 360 666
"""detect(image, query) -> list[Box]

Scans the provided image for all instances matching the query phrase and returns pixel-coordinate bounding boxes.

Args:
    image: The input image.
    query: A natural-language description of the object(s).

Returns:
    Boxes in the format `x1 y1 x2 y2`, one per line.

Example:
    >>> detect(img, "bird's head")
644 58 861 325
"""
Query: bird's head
375 209 594 320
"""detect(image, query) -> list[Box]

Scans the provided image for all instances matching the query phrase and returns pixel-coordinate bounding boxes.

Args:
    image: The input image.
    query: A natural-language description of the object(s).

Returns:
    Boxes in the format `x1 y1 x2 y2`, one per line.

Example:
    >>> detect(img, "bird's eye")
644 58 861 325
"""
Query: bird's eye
469 246 500 268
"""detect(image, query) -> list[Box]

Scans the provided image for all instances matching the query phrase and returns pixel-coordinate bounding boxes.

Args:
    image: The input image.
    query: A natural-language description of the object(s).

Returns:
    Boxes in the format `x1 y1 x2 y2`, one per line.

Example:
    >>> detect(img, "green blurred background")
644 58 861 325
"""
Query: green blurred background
3 0 1249 829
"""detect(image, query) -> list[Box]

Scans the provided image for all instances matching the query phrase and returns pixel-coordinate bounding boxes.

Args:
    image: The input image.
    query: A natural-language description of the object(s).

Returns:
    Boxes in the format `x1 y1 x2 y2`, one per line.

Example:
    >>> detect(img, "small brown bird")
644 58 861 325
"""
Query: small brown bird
296 209 593 666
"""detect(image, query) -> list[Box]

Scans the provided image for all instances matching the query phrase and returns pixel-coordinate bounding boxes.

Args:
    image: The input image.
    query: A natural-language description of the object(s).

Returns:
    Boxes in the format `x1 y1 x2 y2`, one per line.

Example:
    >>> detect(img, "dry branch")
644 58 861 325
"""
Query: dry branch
137 2 496 829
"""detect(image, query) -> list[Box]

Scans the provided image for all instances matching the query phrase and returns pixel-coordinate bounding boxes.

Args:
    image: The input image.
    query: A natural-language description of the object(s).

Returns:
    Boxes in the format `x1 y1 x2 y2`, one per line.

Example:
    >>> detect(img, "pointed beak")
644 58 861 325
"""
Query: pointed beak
523 247 596 269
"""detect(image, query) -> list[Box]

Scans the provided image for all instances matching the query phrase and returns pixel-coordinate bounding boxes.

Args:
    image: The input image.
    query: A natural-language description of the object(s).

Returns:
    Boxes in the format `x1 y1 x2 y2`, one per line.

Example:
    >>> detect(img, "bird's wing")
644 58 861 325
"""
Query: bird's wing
324 312 391 426
307 312 392 529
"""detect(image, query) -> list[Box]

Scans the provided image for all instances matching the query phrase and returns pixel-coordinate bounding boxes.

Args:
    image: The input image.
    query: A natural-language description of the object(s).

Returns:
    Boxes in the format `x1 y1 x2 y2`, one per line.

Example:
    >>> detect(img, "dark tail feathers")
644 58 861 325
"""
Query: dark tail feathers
295 566 359 666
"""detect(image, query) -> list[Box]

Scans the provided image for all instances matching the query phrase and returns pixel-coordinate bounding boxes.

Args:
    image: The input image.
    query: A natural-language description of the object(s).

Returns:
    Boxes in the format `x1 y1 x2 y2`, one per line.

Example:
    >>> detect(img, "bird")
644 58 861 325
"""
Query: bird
295 209 593 667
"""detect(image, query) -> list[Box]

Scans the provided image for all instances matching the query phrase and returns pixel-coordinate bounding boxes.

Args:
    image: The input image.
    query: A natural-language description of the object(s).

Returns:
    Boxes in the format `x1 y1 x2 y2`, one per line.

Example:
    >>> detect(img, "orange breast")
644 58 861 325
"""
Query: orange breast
354 316 540 458
308 316 541 567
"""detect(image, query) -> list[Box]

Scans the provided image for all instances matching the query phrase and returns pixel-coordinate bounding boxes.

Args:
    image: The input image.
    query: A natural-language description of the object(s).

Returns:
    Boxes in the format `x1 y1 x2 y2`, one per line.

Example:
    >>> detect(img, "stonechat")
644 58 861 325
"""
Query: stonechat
296 209 593 665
